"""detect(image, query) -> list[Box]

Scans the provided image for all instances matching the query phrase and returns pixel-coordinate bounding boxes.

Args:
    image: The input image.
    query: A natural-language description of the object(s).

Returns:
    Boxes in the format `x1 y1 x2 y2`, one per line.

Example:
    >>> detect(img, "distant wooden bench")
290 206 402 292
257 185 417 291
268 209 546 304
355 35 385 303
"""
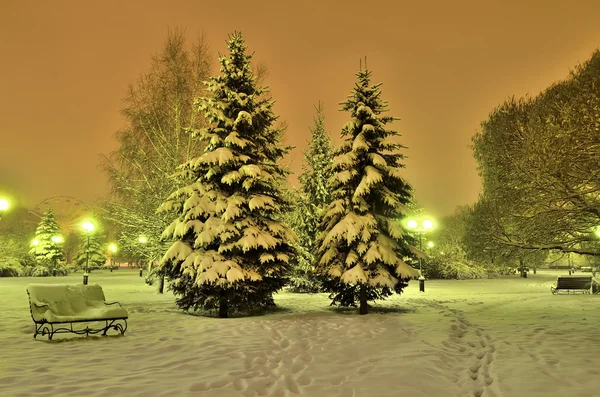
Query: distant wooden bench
550 275 592 295
26 283 128 340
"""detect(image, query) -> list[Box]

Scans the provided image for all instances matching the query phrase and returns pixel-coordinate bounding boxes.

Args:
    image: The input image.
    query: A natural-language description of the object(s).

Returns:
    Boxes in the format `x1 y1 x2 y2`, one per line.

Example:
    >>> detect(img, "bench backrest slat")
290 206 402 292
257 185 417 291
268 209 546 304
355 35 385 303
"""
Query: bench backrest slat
556 276 592 289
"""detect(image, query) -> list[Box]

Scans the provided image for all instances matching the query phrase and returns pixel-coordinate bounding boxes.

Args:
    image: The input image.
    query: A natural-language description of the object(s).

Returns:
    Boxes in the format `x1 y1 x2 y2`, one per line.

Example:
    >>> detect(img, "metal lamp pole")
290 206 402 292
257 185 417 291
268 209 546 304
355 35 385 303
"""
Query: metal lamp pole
82 221 95 285
407 218 434 293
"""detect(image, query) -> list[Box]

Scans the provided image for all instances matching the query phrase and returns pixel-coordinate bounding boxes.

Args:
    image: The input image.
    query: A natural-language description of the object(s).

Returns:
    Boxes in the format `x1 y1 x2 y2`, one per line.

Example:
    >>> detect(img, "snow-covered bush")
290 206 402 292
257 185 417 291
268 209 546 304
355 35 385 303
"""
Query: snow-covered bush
425 256 487 280
22 258 69 277
0 257 22 277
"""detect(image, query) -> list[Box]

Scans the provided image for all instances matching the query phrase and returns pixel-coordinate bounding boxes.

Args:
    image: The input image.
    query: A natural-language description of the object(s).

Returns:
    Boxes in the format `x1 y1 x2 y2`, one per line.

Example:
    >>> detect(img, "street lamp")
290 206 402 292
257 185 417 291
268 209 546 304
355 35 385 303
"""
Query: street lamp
407 217 435 292
427 241 435 248
82 221 95 285
138 236 147 277
108 243 117 272
0 198 9 220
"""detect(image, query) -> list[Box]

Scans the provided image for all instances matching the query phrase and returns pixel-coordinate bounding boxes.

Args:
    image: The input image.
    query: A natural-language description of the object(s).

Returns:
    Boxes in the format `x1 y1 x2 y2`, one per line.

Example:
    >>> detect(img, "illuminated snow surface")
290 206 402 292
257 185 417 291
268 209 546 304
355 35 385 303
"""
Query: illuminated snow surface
1 269 598 397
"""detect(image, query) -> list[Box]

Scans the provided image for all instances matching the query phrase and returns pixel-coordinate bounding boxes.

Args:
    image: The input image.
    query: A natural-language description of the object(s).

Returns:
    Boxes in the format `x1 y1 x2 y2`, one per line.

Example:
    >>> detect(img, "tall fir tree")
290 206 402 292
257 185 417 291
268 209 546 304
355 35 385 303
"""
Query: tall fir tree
159 32 294 318
299 102 334 210
29 208 63 264
288 103 334 292
314 64 419 315
75 232 107 272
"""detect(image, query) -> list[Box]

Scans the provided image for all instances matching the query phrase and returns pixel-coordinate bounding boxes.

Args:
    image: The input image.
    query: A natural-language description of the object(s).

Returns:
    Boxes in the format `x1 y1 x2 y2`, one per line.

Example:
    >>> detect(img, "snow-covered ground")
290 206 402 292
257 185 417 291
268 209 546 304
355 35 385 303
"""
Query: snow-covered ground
1 269 599 397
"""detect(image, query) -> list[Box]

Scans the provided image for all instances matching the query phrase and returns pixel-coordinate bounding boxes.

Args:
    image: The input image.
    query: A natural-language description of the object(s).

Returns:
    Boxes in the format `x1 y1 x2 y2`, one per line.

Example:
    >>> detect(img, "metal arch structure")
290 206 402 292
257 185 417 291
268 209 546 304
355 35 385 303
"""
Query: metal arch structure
30 196 92 234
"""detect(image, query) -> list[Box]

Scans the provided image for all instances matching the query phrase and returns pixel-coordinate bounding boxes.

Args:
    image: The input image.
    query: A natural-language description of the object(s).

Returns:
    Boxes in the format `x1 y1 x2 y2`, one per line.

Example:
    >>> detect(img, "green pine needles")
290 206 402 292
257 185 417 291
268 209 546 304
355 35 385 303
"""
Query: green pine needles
287 103 334 292
314 66 419 314
159 32 294 318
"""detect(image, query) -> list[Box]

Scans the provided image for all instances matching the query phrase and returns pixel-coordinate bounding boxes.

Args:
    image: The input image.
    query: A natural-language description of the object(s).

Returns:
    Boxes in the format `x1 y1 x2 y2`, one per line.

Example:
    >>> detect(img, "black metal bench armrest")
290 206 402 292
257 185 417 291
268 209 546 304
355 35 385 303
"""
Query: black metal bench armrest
33 301 49 308
104 301 122 306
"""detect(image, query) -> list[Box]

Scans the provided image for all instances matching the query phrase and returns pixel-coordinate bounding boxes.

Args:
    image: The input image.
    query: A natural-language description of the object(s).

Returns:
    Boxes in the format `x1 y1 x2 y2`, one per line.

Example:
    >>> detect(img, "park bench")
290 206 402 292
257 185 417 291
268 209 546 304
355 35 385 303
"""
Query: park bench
26 283 128 340
550 275 592 295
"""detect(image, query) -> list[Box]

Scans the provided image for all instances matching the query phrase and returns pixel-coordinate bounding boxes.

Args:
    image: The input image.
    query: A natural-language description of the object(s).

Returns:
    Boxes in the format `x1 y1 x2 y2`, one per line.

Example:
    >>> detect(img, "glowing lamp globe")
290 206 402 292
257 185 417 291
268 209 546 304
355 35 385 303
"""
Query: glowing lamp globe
407 219 418 229
109 244 117 253
51 236 63 243
0 199 8 211
82 221 95 232
32 239 39 246
427 241 434 248
422 219 433 229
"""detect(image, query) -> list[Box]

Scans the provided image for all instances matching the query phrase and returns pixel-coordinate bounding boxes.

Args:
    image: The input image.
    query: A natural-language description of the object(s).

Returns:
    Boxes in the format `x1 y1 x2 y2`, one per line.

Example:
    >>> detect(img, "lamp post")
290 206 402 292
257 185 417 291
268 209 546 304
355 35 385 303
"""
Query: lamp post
82 221 95 285
407 217 434 292
108 243 117 272
138 236 147 277
0 198 9 220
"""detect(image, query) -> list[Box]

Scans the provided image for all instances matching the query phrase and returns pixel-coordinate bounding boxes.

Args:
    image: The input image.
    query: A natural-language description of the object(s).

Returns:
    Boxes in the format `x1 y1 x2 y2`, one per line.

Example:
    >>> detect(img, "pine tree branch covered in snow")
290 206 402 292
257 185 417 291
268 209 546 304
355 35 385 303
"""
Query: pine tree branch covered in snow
287 103 334 292
159 32 294 318
314 65 419 314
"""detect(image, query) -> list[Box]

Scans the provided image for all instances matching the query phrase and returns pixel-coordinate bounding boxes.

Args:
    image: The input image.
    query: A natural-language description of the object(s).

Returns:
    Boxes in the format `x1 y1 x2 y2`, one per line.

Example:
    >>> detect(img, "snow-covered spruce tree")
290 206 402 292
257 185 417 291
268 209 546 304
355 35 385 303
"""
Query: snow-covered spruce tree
75 233 107 272
159 32 294 318
287 103 334 292
29 208 63 264
315 65 419 315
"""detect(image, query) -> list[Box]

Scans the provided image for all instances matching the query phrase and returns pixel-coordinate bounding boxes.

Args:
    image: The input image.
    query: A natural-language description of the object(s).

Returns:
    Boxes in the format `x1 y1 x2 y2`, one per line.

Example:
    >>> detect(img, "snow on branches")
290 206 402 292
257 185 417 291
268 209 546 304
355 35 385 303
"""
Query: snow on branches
158 32 293 317
314 66 419 312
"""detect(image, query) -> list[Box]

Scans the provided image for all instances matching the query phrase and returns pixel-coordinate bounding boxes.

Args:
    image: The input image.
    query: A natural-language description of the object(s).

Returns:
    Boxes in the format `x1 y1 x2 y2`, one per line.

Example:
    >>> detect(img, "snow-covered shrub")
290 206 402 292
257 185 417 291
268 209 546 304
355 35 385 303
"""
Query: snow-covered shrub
50 264 69 277
19 254 36 268
426 256 487 280
30 266 51 277
0 257 22 277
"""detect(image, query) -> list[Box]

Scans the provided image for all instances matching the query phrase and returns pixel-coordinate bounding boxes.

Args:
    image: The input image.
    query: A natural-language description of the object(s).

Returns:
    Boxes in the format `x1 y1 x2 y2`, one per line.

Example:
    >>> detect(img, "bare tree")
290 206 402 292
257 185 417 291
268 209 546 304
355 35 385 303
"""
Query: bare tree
101 28 213 270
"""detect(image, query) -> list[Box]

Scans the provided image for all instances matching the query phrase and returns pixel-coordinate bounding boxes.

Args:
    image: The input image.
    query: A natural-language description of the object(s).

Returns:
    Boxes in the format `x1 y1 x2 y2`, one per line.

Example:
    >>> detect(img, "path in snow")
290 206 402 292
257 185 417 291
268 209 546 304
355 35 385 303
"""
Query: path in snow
1 270 599 397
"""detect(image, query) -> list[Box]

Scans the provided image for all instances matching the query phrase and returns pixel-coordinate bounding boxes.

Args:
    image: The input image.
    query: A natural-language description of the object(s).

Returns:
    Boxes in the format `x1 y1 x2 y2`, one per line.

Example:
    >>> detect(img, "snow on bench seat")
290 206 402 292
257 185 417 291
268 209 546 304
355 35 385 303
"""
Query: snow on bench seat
26 283 128 340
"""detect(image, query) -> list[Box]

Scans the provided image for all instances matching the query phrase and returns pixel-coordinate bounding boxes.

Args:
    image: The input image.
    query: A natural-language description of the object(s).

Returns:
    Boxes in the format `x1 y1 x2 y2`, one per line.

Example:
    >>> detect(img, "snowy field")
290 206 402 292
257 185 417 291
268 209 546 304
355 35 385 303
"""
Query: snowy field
1 270 599 397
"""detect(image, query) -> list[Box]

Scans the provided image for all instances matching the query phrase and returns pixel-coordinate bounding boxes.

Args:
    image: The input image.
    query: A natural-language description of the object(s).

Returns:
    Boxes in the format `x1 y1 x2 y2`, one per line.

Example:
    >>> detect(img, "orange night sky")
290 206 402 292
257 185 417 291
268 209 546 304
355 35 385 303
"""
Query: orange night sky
1 0 600 218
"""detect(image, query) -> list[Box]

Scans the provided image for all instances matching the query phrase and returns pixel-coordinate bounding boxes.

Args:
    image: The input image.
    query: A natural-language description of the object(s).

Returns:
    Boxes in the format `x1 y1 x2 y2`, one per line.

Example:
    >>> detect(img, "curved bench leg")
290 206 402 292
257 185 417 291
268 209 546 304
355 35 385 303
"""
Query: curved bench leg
103 319 128 336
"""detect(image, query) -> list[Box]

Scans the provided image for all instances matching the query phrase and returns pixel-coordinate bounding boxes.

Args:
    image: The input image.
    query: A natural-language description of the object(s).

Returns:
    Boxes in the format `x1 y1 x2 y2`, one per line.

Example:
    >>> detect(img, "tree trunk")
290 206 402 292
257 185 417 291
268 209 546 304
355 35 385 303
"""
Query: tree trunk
158 274 165 294
359 284 368 315
219 290 229 318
